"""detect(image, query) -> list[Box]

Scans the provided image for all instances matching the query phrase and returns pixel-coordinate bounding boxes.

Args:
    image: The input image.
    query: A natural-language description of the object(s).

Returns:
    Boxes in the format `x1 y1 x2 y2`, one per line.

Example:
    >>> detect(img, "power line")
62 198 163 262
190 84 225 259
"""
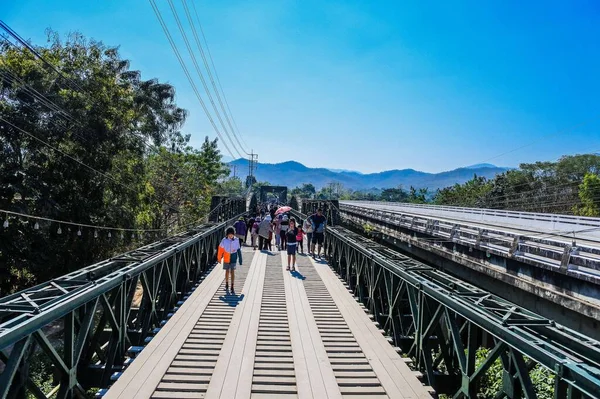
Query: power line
185 0 249 155
0 199 229 235
478 119 599 165
1 117 143 197
167 0 243 158
0 21 84 93
1 45 213 188
148 0 237 160
2 33 235 234
0 208 163 233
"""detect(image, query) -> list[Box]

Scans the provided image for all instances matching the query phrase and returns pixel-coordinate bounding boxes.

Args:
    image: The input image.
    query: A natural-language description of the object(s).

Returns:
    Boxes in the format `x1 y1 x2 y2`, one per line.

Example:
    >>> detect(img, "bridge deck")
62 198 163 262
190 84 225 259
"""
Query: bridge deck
105 247 432 399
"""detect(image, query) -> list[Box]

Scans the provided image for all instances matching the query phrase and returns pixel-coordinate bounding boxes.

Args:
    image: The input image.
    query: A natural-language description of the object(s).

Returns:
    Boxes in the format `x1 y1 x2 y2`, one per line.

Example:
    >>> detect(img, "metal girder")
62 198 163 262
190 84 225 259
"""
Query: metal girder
301 200 339 226
0 204 245 398
258 186 287 204
299 204 600 398
208 196 246 222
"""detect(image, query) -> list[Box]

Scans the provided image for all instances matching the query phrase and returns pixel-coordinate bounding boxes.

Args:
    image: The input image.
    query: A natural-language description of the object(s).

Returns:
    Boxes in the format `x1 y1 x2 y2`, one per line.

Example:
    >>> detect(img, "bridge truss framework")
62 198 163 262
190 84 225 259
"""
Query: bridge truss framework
0 199 245 399
325 211 600 398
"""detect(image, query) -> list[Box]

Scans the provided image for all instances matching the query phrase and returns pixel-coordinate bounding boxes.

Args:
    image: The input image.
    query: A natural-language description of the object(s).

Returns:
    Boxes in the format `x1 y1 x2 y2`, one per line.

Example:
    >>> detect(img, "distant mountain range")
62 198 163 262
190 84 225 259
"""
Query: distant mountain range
228 159 510 191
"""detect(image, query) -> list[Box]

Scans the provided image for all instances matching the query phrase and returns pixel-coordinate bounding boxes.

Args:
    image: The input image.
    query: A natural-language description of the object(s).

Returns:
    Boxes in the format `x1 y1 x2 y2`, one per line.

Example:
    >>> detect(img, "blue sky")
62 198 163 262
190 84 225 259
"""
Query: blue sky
3 1 600 173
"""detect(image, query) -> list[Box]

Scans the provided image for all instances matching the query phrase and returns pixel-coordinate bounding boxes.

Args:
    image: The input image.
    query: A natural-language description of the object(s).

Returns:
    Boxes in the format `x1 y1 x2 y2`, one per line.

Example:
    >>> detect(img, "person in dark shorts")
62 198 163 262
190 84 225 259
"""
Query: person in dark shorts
311 208 326 259
285 218 299 271
246 215 255 243
217 226 243 294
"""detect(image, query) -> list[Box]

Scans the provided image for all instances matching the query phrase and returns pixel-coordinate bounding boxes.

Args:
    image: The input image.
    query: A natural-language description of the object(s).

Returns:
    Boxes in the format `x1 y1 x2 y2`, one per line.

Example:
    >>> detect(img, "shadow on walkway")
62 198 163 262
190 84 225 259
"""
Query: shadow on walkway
218 292 245 307
290 270 306 280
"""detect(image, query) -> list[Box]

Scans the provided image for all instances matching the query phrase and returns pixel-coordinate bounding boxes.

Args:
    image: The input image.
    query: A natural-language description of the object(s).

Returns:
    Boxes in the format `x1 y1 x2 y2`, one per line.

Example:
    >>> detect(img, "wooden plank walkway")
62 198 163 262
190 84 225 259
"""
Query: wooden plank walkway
106 245 432 399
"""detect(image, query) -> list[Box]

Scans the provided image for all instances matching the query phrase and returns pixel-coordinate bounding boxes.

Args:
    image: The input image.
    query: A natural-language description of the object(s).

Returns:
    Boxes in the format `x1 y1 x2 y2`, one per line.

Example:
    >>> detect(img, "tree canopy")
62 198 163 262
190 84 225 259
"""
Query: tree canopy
0 31 228 294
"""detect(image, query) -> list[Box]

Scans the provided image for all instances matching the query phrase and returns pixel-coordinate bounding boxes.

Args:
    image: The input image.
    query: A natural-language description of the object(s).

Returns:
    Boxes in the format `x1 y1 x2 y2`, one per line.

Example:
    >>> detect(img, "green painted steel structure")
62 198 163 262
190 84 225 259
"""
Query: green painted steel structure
308 204 600 399
300 199 339 226
0 203 246 399
208 196 246 222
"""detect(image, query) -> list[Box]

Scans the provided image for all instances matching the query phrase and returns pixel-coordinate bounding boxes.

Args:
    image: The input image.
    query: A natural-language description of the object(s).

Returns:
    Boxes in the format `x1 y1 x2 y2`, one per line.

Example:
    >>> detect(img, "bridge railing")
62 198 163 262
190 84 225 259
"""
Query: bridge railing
340 203 600 283
0 209 245 398
343 201 600 241
323 222 600 398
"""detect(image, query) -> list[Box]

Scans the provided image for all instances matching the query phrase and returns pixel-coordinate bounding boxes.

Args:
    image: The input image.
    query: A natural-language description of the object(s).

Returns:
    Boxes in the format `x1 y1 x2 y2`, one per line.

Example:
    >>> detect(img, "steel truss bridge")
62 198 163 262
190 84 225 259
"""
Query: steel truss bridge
0 197 598 399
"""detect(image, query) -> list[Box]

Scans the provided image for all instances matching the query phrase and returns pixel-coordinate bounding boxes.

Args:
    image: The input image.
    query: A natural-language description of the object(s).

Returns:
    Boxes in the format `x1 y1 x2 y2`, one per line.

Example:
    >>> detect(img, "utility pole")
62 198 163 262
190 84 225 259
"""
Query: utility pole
246 150 259 188
232 165 237 178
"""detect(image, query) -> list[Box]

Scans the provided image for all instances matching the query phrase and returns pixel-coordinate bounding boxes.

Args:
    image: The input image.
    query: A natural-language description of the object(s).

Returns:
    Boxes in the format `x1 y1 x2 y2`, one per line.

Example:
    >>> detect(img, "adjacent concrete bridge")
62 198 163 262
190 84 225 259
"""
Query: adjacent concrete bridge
339 201 600 339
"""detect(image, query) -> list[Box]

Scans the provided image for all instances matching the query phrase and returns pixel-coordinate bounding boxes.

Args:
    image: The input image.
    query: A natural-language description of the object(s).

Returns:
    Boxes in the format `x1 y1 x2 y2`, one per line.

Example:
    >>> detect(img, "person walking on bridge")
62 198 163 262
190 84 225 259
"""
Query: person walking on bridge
296 225 305 254
245 215 255 243
303 216 313 256
311 208 326 259
217 226 243 294
251 217 260 249
280 214 290 248
286 218 299 271
234 217 247 246
258 215 272 251
274 215 282 250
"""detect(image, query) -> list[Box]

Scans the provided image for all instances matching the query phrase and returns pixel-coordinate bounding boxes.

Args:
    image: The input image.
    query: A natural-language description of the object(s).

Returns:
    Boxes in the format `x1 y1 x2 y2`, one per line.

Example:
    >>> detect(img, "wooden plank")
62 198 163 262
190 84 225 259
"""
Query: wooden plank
105 262 226 399
283 252 343 399
310 257 433 399
151 391 205 399
251 384 297 394
205 252 266 398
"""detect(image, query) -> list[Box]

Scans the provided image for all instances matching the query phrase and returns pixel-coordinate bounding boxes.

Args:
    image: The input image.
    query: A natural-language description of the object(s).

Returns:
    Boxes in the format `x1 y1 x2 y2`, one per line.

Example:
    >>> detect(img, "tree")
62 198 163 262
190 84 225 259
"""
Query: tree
381 187 408 202
144 136 228 233
574 173 600 216
0 31 225 294
216 177 244 197
408 186 428 204
290 183 316 199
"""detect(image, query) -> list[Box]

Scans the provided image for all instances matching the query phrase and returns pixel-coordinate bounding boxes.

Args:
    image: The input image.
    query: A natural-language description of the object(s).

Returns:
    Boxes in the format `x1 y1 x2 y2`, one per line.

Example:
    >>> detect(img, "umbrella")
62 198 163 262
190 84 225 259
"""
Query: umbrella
275 206 292 216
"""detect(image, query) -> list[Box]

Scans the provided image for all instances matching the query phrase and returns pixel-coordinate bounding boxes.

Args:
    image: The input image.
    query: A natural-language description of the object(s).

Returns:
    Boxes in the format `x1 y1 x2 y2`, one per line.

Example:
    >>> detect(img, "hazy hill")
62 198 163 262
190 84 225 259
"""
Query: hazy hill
228 159 509 191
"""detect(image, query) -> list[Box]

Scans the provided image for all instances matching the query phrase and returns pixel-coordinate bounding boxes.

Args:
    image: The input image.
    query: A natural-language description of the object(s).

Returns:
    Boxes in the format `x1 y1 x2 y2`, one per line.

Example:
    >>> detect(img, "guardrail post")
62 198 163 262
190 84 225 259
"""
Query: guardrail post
560 245 578 271
450 224 460 241
508 236 522 258
476 229 487 247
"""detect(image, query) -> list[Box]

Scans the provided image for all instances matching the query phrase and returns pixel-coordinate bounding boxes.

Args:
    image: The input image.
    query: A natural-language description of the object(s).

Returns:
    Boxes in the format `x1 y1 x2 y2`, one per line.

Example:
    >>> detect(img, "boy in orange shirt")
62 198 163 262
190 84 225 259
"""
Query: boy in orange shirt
217 226 243 294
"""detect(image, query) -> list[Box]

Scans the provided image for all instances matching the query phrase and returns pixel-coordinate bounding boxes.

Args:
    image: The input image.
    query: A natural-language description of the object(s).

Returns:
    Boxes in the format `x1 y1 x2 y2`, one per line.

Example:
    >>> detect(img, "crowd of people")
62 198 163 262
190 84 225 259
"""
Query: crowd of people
244 206 327 262
217 205 327 292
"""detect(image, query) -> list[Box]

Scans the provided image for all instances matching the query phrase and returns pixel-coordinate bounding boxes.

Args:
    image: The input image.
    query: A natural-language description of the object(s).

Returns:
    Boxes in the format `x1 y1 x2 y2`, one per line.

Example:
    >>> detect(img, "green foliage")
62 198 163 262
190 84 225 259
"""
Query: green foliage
433 175 492 207
216 176 245 197
473 348 555 398
0 31 227 294
574 172 600 216
408 186 429 203
26 349 56 398
434 155 600 213
438 348 556 398
475 348 504 397
381 187 408 202
290 183 316 199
